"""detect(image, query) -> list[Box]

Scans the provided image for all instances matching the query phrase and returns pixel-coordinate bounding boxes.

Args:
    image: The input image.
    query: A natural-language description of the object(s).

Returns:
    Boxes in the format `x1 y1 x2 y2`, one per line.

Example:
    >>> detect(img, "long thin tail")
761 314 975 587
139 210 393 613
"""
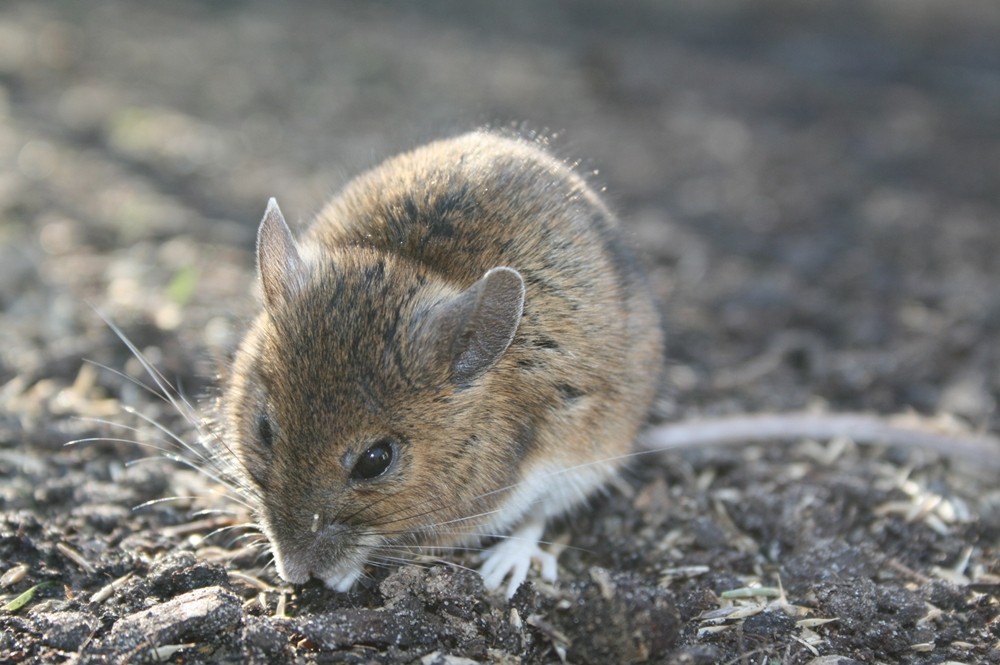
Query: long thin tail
638 412 1000 470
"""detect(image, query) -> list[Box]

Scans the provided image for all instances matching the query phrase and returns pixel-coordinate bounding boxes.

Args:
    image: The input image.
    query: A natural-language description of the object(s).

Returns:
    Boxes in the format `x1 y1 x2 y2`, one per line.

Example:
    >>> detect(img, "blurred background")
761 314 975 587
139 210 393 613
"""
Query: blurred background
2 0 999 423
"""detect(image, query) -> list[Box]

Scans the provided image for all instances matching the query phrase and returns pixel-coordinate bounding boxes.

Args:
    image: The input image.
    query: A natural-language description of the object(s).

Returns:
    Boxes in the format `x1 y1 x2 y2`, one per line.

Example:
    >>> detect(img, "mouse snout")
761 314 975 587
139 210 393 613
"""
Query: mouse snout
269 517 363 589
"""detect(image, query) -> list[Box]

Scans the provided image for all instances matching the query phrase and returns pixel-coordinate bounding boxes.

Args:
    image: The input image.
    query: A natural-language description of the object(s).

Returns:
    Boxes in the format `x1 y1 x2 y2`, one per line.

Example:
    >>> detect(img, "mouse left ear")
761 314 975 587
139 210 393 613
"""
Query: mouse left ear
257 197 306 310
419 267 525 385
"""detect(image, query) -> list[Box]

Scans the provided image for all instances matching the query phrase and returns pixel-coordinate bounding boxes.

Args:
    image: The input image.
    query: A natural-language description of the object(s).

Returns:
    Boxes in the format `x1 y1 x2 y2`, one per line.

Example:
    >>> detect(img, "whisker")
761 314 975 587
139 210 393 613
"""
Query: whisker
68 423 230 484
69 437 248 503
254 554 277 578
83 360 174 409
188 508 243 519
364 497 457 530
438 530 587 555
369 552 480 576
379 544 487 554
65 439 225 489
362 481 516 533
72 416 146 435
95 310 199 426
89 316 252 502
132 495 205 511
120 404 211 466
335 488 410 525
171 373 201 425
124 456 255 510
202 523 261 543
66 436 164 450
182 411 248 490
421 508 504 530
331 483 466 537
228 532 268 547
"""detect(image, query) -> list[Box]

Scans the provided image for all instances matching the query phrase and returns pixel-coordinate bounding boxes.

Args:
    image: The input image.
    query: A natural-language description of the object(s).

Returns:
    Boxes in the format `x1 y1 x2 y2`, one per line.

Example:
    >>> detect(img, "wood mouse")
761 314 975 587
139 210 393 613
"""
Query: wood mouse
215 130 1000 599
221 131 664 597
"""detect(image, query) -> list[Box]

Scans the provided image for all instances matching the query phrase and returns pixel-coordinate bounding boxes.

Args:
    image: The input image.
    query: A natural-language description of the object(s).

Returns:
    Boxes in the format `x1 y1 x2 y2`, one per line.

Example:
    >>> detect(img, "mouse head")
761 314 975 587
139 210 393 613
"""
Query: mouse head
224 199 526 589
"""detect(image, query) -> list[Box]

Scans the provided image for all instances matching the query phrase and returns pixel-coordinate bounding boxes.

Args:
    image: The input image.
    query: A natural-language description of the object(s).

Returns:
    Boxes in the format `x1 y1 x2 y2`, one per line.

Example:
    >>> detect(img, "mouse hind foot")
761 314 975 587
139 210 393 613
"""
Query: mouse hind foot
478 516 558 598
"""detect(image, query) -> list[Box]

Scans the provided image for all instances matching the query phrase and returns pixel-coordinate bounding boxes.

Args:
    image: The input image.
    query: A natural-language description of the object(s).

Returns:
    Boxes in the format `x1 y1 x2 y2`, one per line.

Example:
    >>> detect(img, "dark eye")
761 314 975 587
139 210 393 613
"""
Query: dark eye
351 439 395 480
257 413 275 448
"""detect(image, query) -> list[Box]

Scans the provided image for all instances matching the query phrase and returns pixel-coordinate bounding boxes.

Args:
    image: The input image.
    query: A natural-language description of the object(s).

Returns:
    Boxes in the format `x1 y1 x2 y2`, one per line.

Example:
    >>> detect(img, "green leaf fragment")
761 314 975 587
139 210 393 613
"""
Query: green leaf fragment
2 581 57 612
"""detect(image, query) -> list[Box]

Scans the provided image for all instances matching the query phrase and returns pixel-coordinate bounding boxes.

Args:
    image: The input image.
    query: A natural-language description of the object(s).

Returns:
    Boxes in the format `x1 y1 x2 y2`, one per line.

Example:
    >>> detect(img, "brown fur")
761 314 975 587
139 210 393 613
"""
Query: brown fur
222 131 663 587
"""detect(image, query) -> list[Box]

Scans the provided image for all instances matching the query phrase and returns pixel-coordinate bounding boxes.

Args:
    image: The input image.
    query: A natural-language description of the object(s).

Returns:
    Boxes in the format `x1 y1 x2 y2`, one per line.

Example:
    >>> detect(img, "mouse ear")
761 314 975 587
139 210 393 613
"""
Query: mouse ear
257 197 306 310
422 267 525 385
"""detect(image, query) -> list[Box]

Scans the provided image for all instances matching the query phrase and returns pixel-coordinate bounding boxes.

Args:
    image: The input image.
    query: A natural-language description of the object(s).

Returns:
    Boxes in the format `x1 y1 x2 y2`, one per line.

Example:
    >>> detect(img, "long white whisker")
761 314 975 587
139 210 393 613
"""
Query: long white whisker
423 508 504 530
67 437 225 472
133 495 206 510
124 456 255 510
228 532 268 547
369 553 479 576
69 420 212 464
188 508 243 519
254 555 277 577
379 544 487 553
72 416 145 434
83 360 174 408
94 311 207 434
66 436 162 449
120 404 210 466
202 523 261 542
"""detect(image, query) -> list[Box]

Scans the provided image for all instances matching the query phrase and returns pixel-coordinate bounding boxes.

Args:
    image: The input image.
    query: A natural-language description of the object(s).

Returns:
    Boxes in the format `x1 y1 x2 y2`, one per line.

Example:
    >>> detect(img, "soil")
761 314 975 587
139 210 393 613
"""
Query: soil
2 1 999 663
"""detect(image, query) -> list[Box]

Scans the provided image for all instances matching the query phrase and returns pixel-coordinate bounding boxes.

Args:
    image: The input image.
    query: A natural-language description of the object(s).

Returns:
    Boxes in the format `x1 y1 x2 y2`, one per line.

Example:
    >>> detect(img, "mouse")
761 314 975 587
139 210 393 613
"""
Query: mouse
220 130 665 597
214 130 1000 599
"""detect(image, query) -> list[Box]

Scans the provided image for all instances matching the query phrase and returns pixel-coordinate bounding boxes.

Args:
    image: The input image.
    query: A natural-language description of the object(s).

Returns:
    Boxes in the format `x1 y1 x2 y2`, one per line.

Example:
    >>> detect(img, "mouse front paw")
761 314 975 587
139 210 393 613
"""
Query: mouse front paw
478 517 558 598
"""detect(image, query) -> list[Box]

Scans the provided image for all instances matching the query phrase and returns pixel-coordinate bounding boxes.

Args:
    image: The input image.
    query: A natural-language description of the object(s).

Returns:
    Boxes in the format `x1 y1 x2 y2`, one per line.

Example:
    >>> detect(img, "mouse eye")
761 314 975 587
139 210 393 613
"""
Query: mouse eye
257 413 275 449
351 438 395 480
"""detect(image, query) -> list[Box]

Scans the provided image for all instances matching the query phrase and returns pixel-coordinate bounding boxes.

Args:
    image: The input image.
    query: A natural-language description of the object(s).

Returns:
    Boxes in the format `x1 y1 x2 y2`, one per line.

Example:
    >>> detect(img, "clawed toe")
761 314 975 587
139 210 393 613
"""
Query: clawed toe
478 519 558 598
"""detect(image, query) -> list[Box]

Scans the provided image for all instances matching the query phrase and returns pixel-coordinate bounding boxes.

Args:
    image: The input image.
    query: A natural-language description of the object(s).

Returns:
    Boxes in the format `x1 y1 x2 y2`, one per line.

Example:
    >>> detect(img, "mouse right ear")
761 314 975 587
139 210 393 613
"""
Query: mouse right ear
419 267 525 385
257 197 306 310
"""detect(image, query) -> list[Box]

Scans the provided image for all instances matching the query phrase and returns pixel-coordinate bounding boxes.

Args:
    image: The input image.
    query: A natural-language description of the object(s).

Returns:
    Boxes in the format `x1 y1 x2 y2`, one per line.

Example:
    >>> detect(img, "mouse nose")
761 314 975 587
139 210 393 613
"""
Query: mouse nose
268 514 349 580
272 520 368 591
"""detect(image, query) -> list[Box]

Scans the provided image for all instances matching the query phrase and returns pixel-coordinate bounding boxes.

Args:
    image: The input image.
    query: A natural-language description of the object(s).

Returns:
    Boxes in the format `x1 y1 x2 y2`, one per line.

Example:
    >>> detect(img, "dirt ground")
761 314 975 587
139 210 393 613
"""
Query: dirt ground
2 1 999 663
